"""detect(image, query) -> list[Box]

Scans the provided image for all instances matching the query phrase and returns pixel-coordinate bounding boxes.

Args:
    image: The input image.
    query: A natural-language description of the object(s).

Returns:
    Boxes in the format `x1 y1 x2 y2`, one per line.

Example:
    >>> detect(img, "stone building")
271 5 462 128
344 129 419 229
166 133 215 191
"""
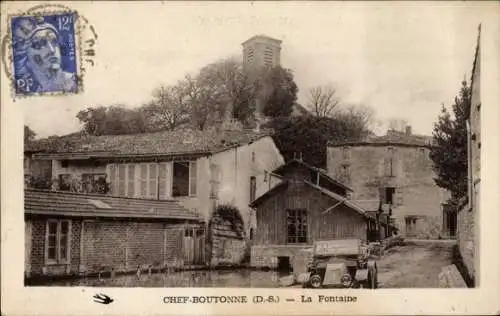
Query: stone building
457 25 481 287
242 34 282 70
327 128 451 239
25 128 285 267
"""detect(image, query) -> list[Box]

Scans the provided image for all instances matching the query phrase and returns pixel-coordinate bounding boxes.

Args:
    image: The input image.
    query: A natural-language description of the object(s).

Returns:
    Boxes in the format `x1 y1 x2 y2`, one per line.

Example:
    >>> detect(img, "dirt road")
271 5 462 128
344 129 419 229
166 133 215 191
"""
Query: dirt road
377 241 454 288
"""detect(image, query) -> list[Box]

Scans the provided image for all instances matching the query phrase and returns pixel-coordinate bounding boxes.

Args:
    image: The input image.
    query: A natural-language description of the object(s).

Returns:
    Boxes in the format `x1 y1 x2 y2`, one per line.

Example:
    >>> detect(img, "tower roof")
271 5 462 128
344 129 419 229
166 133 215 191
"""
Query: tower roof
242 34 282 46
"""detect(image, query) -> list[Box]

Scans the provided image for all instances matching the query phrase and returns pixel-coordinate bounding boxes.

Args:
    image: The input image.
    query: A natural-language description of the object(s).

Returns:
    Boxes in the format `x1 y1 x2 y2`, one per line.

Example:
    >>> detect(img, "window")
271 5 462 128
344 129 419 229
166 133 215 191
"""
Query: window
173 161 197 197
81 173 107 194
250 176 256 202
384 187 395 204
341 165 350 183
210 164 221 199
46 220 70 264
58 174 71 191
405 217 417 236
251 152 255 163
249 228 254 240
342 146 350 160
287 209 308 244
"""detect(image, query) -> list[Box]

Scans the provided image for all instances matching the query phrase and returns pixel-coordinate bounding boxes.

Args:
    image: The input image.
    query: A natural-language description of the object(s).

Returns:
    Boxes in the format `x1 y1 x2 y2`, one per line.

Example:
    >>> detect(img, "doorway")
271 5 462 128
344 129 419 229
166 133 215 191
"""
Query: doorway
277 256 292 272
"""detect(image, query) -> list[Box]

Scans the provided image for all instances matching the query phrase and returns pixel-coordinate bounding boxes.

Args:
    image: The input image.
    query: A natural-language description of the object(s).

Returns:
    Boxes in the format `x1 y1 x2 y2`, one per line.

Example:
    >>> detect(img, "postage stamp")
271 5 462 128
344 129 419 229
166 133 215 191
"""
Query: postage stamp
11 13 79 96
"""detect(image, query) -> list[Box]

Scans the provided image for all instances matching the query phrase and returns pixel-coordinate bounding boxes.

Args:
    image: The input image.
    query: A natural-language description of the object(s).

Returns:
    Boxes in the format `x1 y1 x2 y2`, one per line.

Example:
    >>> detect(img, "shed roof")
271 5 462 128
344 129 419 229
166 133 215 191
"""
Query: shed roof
25 189 202 221
272 159 353 192
249 180 368 219
26 128 272 159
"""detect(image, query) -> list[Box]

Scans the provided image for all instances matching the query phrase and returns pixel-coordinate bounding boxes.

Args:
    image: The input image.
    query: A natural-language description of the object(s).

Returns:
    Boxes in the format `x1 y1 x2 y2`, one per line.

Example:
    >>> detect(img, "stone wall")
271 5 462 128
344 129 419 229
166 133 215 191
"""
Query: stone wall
251 245 313 270
327 144 450 238
457 205 476 285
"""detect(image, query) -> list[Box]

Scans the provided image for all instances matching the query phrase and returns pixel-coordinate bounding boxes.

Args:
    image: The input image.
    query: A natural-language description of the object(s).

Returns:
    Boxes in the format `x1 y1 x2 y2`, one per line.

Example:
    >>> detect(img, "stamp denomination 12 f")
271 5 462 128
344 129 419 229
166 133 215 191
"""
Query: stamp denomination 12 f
11 13 78 95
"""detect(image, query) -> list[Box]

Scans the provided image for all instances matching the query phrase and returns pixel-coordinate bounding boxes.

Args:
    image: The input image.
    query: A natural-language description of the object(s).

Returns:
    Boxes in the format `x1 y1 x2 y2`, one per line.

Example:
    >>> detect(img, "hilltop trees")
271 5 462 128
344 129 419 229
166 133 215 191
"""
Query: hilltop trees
429 80 470 201
76 57 299 135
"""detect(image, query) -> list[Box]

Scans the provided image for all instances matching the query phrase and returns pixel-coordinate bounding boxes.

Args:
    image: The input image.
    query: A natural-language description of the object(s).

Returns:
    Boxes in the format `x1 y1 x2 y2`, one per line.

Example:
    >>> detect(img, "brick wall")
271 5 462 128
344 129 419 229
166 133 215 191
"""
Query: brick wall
27 217 192 278
82 220 185 273
27 217 82 277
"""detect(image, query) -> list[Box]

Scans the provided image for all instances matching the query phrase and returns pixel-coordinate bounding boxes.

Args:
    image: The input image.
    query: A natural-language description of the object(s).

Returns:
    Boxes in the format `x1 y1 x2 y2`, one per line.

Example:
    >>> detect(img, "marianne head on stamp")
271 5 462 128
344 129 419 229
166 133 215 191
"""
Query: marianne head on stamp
11 14 78 95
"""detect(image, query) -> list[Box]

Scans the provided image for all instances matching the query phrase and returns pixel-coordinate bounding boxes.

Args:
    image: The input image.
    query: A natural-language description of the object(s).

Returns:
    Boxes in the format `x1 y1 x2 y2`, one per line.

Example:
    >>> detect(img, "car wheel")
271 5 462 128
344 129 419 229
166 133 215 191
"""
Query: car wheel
309 274 322 288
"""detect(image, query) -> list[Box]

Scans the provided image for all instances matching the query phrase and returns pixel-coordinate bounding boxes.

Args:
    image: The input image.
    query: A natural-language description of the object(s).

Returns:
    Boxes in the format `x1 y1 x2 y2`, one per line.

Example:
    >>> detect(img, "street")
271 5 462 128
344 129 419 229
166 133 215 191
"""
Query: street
377 241 454 288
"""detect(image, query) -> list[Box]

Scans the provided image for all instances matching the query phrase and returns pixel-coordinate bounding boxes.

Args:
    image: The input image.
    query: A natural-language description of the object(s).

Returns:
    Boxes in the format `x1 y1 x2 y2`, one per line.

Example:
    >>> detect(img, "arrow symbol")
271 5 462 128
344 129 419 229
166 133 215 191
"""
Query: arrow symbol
93 293 114 305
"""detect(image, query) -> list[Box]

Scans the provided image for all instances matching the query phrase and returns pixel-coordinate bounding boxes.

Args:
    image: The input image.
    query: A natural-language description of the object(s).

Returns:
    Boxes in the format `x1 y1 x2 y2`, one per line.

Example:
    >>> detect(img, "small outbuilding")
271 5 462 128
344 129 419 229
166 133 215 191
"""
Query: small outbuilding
249 173 371 270
25 189 204 281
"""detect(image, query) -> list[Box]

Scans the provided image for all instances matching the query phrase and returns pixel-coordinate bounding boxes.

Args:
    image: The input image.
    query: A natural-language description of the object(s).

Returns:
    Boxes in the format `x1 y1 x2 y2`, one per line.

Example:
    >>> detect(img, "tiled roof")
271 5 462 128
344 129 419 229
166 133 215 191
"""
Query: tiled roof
25 128 272 157
25 189 202 221
329 131 434 147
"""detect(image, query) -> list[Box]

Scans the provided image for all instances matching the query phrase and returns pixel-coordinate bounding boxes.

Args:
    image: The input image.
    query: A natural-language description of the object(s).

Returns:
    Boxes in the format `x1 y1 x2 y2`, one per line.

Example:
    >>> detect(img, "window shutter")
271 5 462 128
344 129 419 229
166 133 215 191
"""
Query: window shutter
158 163 170 200
395 187 404 206
140 164 148 197
189 161 197 196
107 164 117 195
118 165 126 196
149 163 158 199
127 164 136 197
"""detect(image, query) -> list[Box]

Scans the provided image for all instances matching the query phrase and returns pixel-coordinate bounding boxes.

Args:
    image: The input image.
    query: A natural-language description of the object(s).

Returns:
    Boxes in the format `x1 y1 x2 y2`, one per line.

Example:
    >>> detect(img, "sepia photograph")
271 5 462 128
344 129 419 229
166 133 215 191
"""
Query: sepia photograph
2 1 499 315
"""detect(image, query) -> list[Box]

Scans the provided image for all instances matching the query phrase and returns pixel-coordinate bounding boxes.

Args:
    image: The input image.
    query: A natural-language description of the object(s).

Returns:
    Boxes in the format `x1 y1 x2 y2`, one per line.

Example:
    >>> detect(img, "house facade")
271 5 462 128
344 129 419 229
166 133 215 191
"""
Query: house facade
26 128 284 246
457 25 481 287
327 128 451 239
250 159 371 269
25 189 203 281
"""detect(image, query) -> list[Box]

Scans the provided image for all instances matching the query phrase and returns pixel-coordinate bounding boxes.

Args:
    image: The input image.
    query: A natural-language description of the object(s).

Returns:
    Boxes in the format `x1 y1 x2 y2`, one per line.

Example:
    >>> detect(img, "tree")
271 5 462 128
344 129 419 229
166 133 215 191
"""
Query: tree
307 85 340 117
257 66 298 118
141 84 189 131
24 125 36 143
429 80 470 200
76 105 148 136
197 58 256 124
266 105 373 168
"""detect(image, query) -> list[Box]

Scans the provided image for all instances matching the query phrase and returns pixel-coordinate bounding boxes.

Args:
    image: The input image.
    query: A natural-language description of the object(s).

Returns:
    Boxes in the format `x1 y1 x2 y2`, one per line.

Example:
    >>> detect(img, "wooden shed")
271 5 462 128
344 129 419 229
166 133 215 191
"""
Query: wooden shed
249 178 370 269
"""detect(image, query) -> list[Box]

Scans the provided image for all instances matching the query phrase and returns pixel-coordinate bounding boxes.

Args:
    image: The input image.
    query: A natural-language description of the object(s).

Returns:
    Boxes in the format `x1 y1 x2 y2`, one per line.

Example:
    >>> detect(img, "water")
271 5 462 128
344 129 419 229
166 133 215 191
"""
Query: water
40 269 291 288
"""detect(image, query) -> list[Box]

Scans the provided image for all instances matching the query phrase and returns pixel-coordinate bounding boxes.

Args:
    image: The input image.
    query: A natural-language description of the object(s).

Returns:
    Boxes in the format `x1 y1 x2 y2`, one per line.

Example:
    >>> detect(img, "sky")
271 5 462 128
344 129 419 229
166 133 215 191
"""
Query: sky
5 2 491 138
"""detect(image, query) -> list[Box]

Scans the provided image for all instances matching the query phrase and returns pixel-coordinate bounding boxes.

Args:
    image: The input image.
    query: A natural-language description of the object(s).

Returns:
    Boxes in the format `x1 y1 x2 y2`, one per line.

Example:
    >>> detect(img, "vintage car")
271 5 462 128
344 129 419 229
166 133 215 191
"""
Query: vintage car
302 239 378 289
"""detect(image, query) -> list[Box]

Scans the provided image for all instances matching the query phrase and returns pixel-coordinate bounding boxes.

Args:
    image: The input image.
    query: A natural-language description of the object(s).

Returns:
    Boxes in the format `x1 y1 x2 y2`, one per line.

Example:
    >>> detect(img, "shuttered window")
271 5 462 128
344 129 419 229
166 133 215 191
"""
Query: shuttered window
140 164 148 197
127 165 136 197
118 165 126 196
149 163 158 199
189 161 197 196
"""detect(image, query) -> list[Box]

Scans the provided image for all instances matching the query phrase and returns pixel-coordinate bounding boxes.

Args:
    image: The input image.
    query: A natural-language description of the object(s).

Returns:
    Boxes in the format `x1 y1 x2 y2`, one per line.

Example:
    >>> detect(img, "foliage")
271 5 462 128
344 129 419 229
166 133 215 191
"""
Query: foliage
266 107 373 168
307 85 340 117
257 66 298 118
76 105 148 136
141 84 189 131
24 125 36 143
27 174 111 194
429 80 470 200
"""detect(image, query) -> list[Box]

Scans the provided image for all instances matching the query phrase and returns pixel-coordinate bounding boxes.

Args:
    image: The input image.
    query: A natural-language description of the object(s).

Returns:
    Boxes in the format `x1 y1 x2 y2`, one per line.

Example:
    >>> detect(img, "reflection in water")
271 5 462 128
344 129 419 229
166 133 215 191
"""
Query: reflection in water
43 270 290 288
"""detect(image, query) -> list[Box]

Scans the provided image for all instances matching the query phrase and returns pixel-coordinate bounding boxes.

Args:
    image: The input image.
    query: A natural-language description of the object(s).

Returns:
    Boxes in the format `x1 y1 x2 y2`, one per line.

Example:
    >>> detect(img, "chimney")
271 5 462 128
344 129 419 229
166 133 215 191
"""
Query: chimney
405 125 412 136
